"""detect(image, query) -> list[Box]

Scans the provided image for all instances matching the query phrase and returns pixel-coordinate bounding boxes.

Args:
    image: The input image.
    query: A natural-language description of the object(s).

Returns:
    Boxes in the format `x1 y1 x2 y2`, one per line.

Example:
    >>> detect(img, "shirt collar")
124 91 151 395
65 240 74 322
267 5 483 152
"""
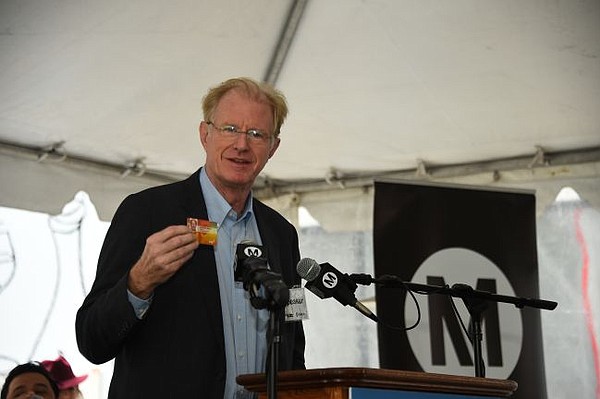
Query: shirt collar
199 168 254 225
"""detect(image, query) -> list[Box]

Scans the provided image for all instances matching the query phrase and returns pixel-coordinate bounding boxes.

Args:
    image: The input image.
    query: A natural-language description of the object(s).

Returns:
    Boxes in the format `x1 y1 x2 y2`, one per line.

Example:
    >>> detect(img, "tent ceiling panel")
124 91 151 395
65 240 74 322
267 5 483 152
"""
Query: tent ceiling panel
1 0 599 210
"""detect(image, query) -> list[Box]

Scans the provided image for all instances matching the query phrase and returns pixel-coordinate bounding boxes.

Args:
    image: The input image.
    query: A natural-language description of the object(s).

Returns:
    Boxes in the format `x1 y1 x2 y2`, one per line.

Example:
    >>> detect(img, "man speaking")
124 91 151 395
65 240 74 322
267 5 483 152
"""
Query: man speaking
76 77 306 398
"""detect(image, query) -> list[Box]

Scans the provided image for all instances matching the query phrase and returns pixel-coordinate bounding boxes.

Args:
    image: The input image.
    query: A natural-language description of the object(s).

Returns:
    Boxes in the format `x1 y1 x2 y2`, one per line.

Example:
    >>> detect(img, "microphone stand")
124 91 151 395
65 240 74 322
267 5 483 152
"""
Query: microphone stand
452 284 488 377
267 307 282 399
248 284 288 399
350 274 558 378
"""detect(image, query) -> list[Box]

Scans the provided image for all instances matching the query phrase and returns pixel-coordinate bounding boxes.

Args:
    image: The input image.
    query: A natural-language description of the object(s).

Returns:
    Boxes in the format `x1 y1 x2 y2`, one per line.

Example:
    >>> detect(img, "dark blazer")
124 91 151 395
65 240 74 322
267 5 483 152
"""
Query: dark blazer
75 169 305 398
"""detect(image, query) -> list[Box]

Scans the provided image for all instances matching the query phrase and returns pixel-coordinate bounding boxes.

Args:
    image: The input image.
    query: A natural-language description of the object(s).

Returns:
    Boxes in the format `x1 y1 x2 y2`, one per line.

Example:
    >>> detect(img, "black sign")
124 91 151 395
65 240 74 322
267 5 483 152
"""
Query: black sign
374 180 547 399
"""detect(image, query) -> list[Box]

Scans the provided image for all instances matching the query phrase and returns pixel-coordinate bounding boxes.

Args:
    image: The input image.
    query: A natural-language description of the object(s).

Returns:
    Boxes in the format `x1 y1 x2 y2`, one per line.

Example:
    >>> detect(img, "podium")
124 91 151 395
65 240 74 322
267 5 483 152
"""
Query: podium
237 367 518 398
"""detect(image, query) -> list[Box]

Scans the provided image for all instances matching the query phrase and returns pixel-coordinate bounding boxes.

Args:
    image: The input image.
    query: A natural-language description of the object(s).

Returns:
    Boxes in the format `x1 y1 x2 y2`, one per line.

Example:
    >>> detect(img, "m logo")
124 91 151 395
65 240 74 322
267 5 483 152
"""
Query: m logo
405 247 523 379
243 246 263 258
321 271 339 289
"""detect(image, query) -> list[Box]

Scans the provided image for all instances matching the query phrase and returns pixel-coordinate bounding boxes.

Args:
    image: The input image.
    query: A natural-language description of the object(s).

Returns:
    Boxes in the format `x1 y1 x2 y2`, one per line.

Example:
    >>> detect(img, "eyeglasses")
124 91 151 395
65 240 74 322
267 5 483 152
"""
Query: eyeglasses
206 121 274 146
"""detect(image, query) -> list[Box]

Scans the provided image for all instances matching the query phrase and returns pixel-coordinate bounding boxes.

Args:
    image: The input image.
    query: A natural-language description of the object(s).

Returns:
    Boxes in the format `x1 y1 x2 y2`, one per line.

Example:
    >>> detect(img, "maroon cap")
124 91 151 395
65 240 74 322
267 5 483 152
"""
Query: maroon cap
41 355 88 390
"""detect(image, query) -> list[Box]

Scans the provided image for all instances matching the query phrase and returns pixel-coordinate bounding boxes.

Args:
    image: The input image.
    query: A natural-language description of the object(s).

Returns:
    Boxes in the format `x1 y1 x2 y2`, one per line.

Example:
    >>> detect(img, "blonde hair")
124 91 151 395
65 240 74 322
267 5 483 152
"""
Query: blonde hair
202 77 288 137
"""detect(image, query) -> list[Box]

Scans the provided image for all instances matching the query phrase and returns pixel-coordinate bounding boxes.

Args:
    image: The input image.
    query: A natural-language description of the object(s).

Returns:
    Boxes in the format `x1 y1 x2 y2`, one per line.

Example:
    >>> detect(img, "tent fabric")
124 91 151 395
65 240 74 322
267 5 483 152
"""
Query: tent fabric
1 0 599 218
1 150 599 229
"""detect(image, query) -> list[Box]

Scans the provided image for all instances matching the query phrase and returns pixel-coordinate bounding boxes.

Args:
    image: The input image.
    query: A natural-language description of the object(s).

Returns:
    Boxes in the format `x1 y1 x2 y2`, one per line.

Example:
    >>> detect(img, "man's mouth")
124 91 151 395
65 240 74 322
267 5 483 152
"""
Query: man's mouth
228 157 251 164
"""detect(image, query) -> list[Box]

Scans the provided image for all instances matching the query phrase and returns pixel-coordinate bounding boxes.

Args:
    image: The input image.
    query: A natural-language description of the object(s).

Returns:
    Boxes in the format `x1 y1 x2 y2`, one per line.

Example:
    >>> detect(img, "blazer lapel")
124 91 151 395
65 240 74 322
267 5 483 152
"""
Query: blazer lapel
254 203 283 275
182 169 225 352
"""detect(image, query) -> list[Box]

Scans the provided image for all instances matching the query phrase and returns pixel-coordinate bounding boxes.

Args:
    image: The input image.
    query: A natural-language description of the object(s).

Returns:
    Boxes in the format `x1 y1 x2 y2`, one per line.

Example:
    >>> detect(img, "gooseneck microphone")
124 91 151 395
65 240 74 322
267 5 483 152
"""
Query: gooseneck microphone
235 242 289 309
296 258 379 322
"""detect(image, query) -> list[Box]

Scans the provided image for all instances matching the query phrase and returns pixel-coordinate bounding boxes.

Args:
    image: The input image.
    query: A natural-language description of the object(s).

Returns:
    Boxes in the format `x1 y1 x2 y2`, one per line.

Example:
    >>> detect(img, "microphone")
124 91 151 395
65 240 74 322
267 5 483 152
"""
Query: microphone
235 242 290 309
296 258 379 322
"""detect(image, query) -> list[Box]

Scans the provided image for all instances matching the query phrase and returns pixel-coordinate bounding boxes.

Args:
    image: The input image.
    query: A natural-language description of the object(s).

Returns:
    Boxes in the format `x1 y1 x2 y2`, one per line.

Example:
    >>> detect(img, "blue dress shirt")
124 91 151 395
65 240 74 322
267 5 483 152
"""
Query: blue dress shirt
200 168 269 399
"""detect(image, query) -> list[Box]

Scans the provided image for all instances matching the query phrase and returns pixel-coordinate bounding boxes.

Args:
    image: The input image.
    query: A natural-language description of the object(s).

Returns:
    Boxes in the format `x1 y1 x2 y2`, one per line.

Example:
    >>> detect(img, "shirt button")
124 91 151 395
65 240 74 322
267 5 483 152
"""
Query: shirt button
238 351 245 358
237 314 242 321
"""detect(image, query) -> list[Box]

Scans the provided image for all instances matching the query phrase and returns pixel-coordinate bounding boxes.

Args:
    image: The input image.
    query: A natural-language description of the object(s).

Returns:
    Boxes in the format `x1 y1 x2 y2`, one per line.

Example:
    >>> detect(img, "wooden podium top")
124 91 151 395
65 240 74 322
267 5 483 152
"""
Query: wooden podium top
237 367 518 398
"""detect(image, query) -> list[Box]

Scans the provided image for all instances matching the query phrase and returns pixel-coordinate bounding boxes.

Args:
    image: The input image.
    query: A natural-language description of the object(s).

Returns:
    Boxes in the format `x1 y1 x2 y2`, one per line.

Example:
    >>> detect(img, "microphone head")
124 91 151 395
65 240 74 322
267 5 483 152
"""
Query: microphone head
296 258 321 282
235 242 267 283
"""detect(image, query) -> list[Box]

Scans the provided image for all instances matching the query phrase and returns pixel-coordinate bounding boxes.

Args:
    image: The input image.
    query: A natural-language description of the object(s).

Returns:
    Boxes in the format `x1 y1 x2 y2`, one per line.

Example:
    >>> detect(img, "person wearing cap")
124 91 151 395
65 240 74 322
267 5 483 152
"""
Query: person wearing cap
40 356 87 399
1 362 59 399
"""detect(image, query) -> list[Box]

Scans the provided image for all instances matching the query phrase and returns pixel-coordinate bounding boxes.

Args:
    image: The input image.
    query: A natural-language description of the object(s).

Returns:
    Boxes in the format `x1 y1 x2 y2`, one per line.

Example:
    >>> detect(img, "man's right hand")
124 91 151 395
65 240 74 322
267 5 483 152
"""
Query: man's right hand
127 225 199 299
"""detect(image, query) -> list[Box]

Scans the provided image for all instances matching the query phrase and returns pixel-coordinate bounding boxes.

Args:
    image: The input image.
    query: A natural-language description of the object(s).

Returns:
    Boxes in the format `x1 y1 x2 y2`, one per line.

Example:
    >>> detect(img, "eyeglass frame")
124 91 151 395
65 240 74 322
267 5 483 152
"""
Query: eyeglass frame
205 121 276 147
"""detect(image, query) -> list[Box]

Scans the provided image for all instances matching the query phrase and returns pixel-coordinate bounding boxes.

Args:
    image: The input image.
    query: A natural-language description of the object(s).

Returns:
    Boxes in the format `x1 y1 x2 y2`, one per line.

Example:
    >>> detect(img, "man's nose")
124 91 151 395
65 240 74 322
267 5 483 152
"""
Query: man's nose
233 131 249 149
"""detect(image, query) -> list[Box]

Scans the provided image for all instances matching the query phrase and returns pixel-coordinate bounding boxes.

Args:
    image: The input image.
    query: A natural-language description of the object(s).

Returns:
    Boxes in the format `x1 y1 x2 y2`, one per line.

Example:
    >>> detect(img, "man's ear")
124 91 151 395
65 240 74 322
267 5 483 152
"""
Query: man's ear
268 137 281 159
199 121 208 148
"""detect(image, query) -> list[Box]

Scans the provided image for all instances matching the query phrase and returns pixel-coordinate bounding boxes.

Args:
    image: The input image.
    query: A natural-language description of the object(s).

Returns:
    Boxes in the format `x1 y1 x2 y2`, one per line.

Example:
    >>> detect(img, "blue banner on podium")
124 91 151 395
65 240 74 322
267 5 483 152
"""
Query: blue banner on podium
350 387 500 399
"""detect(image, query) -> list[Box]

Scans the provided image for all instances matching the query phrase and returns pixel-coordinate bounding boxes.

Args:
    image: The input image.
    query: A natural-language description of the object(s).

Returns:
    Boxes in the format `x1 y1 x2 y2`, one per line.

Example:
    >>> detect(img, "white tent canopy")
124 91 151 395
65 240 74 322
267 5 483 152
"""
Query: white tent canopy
1 0 599 223
1 4 599 397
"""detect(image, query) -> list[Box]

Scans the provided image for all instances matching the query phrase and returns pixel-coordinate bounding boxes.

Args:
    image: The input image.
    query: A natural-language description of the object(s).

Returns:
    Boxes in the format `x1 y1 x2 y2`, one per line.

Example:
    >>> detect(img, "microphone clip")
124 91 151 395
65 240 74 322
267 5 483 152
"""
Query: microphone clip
348 273 375 286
